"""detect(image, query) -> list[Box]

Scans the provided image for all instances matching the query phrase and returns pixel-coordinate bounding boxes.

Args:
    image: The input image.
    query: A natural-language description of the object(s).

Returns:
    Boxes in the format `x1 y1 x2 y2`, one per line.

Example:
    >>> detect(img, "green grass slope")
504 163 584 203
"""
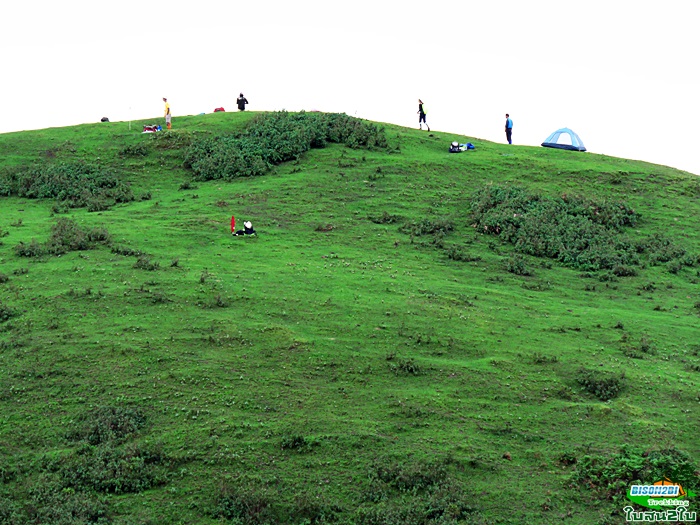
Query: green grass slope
1 113 699 524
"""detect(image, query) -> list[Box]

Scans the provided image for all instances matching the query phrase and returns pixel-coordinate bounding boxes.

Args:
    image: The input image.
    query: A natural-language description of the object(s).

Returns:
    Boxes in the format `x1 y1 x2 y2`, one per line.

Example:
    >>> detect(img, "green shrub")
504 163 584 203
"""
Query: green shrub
469 185 648 271
0 161 133 209
184 111 388 181
504 254 532 276
280 434 315 453
133 256 159 271
57 442 167 494
15 484 108 525
0 302 17 323
570 446 700 504
637 233 687 264
576 368 625 401
66 406 147 445
111 245 146 257
369 211 402 224
211 483 278 524
119 142 149 157
389 358 421 376
445 245 482 262
13 238 45 257
398 217 454 236
44 218 110 255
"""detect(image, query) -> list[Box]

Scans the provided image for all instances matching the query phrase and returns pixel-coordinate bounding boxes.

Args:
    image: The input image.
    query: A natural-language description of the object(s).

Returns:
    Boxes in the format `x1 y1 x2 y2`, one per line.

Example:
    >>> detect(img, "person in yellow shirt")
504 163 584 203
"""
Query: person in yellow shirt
163 97 171 129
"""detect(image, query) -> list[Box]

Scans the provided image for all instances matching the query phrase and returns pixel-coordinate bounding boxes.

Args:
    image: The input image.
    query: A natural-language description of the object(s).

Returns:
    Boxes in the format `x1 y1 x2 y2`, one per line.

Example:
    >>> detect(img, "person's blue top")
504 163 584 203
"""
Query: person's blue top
506 118 513 129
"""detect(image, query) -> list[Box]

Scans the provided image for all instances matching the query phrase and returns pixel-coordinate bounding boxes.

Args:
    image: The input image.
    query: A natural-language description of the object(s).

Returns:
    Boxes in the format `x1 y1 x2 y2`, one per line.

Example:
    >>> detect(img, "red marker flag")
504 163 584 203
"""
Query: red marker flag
231 215 236 233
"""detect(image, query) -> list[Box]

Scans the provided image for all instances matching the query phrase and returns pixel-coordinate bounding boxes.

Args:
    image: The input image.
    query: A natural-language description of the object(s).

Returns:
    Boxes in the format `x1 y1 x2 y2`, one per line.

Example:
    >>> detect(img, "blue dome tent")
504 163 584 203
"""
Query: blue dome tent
541 127 586 151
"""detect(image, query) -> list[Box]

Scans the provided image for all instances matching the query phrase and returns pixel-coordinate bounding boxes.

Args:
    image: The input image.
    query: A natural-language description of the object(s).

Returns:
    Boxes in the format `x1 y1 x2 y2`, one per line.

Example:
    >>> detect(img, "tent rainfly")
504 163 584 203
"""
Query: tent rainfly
541 128 586 151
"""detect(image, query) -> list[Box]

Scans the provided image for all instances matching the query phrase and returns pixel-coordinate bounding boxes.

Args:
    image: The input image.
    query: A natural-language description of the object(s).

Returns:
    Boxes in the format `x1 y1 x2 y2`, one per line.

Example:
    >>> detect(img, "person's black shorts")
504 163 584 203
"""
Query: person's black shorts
419 113 427 123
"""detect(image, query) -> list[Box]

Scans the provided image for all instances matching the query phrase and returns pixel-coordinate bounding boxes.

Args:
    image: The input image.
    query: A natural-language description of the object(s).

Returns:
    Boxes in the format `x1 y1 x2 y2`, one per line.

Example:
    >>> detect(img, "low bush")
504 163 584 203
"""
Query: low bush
504 254 532 276
119 142 149 157
12 484 108 525
570 445 700 505
280 434 315 453
398 217 454 236
211 483 279 524
184 111 388 181
57 442 167 494
0 302 18 323
445 245 481 262
133 256 159 271
0 161 134 210
111 245 146 257
469 185 651 272
66 406 147 445
576 368 625 401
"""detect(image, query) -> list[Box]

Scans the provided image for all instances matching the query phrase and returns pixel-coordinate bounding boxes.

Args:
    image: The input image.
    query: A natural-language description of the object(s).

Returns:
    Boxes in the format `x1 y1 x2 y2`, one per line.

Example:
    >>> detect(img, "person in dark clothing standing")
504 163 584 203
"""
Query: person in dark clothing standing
237 93 249 111
505 114 513 144
418 99 430 131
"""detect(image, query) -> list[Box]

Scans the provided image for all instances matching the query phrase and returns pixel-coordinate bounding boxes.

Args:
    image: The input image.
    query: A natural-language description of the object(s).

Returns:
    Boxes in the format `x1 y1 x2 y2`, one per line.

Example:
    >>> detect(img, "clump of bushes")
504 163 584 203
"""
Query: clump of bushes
0 302 17 323
1 484 108 525
398 217 454 236
118 142 149 157
576 368 625 401
470 185 643 272
0 161 134 210
66 406 147 445
211 483 278 523
184 111 388 181
570 445 700 505
56 442 167 494
504 254 532 276
470 185 697 274
357 458 481 524
14 218 111 257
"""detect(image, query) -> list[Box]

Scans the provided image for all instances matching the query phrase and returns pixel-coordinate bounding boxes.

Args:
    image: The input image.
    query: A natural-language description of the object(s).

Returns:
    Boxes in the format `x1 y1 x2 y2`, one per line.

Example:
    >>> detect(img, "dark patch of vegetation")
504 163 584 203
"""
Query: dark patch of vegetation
0 302 18 323
444 245 482 262
504 254 532 276
399 217 454 236
111 245 146 257
14 218 111 257
119 142 150 157
149 130 197 150
389 358 421 376
211 483 278 524
369 211 402 224
357 459 481 524
133 256 160 271
280 434 316 453
66 406 147 445
1 484 109 525
0 161 134 209
55 442 167 494
184 111 388 181
570 446 700 505
576 368 625 401
470 185 646 271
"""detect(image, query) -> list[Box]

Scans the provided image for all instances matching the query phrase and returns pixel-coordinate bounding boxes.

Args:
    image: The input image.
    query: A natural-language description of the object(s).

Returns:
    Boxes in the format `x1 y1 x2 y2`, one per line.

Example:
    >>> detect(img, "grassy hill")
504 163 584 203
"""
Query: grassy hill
0 112 699 524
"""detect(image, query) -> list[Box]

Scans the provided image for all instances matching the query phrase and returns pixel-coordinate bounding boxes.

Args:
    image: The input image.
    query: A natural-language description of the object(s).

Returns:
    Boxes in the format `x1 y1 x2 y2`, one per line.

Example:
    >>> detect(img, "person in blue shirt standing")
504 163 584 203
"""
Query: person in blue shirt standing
505 114 513 144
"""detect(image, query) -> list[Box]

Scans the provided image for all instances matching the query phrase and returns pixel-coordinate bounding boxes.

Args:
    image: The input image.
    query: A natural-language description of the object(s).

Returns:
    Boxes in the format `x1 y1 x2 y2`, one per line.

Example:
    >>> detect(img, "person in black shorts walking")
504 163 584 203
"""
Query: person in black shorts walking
418 99 430 131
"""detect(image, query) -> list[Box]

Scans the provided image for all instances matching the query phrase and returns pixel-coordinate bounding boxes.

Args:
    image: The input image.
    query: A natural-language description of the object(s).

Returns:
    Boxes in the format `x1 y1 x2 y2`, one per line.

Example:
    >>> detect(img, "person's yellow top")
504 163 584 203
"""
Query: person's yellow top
164 101 170 116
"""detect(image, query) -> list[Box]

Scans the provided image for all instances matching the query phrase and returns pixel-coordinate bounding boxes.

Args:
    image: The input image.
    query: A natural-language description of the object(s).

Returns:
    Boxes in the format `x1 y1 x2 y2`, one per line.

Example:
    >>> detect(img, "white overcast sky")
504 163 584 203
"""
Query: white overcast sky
1 0 698 175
